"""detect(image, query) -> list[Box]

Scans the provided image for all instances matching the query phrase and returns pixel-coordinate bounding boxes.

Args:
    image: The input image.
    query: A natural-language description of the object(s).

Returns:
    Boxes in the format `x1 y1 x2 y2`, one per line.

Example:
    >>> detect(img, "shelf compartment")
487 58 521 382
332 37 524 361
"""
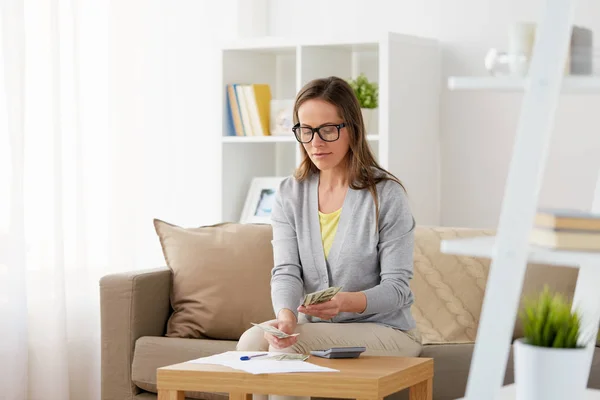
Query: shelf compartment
299 43 379 91
222 47 297 138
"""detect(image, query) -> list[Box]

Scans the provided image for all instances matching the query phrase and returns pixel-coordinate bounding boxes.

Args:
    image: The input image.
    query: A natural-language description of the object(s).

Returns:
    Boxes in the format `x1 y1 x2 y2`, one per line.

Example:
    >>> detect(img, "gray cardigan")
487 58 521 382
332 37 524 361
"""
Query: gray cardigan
270 171 417 331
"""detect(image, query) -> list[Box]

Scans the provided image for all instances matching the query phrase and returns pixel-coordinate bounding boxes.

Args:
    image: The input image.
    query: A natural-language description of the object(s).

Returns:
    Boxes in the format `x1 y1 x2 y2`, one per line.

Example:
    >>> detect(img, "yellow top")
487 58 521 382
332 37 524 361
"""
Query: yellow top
318 207 342 259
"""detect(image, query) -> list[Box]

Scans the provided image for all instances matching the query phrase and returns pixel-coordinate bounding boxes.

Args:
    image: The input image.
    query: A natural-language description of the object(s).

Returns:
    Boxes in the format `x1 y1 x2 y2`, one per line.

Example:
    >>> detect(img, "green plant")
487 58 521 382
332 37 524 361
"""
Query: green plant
347 73 378 109
519 286 583 348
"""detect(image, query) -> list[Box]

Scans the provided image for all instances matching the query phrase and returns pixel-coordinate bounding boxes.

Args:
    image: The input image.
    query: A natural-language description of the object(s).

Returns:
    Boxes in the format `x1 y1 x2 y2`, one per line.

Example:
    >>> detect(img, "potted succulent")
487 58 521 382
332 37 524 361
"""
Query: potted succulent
515 286 592 400
347 73 378 134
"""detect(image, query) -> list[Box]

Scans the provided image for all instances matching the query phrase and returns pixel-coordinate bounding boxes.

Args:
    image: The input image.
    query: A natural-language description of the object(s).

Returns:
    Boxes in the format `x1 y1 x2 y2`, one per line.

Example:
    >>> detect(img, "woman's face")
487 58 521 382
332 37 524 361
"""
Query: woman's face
297 99 351 173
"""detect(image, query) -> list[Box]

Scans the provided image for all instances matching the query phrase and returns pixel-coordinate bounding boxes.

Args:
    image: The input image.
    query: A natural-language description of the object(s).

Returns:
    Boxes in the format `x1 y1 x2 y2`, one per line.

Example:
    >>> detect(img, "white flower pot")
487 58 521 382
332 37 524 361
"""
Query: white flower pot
360 108 378 135
514 338 588 400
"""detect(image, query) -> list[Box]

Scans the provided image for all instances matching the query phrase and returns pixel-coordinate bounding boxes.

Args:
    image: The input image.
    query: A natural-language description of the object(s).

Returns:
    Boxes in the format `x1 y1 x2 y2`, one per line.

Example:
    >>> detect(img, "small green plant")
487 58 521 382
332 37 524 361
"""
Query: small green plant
347 73 378 109
519 286 583 348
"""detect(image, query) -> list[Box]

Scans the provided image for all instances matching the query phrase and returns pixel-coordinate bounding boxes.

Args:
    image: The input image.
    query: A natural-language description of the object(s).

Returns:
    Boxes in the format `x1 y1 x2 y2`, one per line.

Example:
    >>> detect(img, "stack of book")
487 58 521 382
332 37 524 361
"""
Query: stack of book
225 83 272 137
530 209 600 251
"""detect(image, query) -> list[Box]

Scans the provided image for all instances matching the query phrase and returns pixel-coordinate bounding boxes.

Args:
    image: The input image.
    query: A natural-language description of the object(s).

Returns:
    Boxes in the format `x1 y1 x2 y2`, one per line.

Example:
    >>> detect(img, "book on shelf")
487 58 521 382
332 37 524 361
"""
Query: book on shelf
534 208 600 231
529 208 600 251
529 228 600 251
225 83 272 137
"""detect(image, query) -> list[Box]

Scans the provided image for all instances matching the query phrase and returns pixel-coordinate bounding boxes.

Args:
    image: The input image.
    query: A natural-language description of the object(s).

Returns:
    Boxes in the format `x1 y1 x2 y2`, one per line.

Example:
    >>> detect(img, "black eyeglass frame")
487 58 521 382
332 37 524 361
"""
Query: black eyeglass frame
292 122 346 143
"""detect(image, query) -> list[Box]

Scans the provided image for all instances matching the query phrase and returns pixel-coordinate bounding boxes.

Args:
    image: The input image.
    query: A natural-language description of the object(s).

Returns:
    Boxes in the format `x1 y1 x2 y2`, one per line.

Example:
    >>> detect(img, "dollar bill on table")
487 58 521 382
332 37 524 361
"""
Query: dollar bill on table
251 323 300 339
265 354 310 361
302 286 342 306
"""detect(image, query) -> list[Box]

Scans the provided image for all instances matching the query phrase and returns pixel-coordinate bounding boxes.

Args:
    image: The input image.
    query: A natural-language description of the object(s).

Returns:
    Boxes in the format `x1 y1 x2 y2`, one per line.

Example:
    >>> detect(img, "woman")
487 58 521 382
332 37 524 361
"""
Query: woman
237 76 421 362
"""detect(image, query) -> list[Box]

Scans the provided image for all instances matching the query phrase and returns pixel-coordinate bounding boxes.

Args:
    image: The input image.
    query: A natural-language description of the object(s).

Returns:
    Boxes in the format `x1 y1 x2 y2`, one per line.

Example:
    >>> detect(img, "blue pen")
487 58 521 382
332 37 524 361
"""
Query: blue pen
240 353 268 361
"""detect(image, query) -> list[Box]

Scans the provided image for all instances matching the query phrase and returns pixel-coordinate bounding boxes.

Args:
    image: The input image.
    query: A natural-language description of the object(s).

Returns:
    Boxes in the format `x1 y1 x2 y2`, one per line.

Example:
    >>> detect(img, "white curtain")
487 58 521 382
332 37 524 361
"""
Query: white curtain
0 0 230 398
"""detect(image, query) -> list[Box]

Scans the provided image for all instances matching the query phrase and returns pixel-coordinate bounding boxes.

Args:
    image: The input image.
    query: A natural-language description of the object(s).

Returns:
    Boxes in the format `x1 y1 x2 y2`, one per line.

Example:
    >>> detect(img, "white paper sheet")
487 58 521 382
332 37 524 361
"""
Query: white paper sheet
186 351 339 375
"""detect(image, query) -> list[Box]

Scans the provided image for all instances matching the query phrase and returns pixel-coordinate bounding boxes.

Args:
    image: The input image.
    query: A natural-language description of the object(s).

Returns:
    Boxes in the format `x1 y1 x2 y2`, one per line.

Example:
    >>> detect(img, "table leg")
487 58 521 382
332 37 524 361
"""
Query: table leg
230 393 252 400
158 389 184 400
409 378 433 400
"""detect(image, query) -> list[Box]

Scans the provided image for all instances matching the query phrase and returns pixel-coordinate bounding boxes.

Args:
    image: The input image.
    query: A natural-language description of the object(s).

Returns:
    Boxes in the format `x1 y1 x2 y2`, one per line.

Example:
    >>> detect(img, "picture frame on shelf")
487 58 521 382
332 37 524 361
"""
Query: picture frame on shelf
240 177 286 224
269 99 295 136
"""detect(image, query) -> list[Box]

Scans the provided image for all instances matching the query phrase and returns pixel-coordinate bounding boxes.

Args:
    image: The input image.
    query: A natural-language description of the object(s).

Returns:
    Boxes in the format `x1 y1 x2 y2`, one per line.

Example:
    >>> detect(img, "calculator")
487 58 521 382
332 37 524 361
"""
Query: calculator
310 346 366 359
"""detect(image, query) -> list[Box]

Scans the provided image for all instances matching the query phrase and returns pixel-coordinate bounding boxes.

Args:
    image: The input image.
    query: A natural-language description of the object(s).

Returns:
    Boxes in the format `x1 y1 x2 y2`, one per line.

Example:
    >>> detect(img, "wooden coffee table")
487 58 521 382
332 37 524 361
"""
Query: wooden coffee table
157 355 433 400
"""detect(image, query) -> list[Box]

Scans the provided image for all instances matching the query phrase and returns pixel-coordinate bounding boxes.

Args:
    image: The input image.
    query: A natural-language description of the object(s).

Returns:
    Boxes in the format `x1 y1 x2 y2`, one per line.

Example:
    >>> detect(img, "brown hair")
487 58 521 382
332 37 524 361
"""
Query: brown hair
292 76 405 225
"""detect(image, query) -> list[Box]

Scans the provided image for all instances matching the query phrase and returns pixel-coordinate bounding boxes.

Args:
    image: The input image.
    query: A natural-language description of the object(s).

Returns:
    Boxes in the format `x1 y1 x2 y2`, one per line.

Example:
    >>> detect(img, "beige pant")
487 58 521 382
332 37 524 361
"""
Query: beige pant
236 316 422 400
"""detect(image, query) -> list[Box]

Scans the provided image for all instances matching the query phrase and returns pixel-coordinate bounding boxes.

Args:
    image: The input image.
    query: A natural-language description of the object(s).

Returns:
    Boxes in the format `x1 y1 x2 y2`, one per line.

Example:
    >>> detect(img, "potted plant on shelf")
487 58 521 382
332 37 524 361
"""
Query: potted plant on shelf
347 73 378 134
515 286 593 400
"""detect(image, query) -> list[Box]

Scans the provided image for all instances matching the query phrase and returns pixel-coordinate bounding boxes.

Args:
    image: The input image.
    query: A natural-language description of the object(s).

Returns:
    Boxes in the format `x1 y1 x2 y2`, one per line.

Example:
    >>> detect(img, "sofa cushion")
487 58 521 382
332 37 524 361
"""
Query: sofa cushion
132 336 237 400
419 343 600 400
419 344 476 400
411 227 493 345
420 343 516 400
411 226 578 345
154 220 276 340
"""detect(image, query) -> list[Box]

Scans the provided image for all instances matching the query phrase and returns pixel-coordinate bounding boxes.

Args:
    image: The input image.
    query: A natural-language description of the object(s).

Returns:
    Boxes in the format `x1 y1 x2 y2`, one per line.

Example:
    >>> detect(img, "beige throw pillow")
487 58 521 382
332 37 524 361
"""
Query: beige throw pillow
153 219 276 340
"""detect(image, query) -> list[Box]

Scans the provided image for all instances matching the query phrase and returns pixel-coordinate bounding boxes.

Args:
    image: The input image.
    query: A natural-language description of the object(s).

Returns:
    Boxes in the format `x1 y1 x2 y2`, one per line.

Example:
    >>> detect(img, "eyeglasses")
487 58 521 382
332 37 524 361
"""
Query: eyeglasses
292 123 346 143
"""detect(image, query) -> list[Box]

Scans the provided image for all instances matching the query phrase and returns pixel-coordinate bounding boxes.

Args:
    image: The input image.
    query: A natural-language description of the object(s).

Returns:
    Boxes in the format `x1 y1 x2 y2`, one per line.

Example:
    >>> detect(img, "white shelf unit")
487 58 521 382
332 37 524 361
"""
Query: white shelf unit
441 0 600 399
218 33 441 225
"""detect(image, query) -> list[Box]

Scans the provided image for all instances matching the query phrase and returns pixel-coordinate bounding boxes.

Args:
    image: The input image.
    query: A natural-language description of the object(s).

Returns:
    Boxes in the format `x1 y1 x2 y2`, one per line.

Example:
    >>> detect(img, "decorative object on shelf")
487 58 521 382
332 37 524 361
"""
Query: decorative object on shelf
240 177 286 224
269 99 295 136
484 48 527 76
486 24 594 77
508 21 537 76
347 73 378 134
514 286 591 400
570 26 594 75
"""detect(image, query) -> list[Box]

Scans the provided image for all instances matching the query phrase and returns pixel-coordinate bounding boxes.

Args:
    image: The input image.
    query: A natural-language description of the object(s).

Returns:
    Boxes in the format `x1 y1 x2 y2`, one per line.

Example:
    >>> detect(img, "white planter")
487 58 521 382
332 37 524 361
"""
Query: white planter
514 338 588 400
360 108 378 135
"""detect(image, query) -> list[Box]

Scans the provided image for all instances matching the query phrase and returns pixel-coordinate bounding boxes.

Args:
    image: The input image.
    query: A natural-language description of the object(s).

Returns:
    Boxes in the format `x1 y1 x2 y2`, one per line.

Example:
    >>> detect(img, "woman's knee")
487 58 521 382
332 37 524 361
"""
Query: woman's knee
268 343 299 353
236 320 273 352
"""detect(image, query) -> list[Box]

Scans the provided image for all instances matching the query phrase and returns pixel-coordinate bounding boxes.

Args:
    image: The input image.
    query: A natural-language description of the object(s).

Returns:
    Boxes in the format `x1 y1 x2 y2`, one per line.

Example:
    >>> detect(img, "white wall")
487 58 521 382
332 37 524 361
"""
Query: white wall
109 0 238 271
268 0 440 40
268 0 600 229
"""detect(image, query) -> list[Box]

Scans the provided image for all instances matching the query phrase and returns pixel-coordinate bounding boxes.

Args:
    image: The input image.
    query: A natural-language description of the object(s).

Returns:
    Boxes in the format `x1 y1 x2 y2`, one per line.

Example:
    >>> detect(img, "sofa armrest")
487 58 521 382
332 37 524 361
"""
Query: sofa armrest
100 267 172 400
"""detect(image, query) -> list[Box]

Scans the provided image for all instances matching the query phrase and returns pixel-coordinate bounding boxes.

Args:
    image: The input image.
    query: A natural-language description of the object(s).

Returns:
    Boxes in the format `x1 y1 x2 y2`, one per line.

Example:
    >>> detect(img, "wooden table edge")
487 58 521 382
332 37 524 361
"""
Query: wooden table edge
379 358 434 398
157 369 378 398
157 356 434 400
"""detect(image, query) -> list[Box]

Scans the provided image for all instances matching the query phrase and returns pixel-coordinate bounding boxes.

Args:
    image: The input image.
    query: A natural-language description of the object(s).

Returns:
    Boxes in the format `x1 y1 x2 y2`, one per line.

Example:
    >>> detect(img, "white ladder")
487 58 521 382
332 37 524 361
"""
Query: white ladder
443 0 600 398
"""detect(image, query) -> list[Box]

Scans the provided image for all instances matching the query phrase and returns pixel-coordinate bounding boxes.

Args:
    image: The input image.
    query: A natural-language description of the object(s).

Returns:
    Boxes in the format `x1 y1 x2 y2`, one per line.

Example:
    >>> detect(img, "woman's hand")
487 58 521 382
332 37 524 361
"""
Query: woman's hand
264 310 298 350
298 293 346 320
298 292 367 319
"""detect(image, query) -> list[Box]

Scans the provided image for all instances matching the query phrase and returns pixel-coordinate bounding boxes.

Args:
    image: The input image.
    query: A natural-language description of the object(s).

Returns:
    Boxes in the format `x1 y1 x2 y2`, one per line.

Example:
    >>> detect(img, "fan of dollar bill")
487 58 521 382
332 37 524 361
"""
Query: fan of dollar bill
250 287 343 341
302 286 342 307
251 323 300 339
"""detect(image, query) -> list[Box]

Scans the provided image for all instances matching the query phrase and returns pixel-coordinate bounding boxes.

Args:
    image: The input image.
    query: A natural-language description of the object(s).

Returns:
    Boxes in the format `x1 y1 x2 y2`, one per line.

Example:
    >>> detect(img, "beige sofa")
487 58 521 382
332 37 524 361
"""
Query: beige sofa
100 225 600 400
